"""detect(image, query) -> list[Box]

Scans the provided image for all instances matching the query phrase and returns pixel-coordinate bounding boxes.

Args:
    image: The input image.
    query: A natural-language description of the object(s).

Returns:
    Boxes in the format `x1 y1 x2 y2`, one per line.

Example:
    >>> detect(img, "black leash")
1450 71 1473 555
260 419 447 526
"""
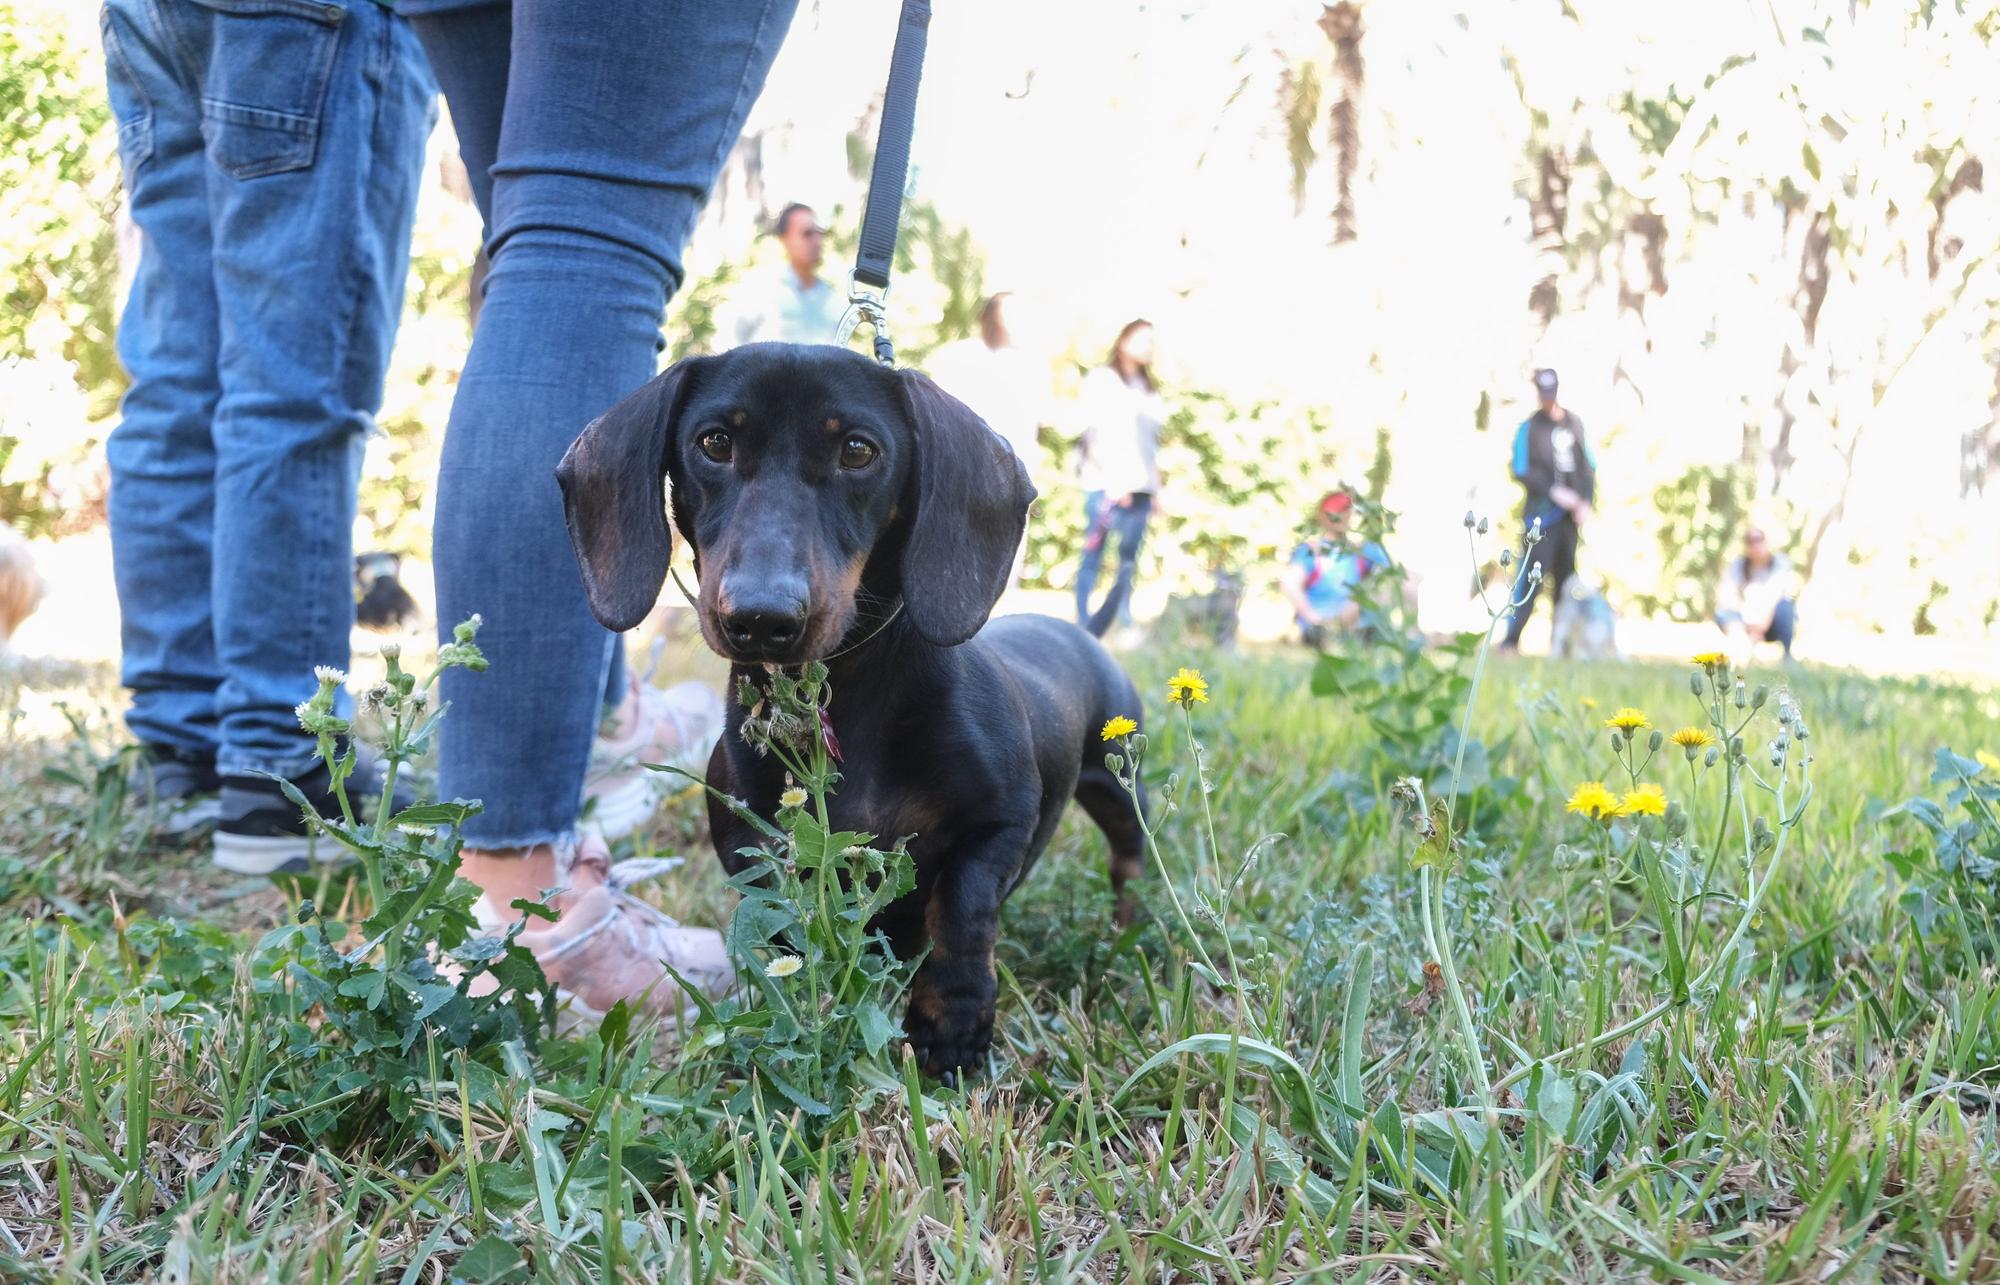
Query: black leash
835 0 931 368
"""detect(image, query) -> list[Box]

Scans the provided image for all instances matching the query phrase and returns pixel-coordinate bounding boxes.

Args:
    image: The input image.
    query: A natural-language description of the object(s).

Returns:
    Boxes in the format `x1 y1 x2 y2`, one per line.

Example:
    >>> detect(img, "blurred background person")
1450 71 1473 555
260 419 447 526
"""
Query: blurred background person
0 524 42 657
1499 367 1595 654
927 292 1047 478
1716 524 1798 662
715 201 845 347
927 292 1050 588
1073 319 1165 638
1279 490 1396 649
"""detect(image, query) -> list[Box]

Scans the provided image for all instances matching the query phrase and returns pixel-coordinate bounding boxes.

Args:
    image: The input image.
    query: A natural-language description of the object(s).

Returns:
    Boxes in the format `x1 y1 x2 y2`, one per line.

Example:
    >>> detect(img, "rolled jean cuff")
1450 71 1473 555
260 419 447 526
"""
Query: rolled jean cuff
217 748 326 781
461 826 583 857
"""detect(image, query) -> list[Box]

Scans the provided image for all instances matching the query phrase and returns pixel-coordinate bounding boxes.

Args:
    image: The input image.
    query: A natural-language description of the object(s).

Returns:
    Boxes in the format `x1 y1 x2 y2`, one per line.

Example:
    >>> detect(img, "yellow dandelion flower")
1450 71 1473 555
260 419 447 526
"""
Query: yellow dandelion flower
778 786 808 810
1670 726 1715 751
1976 750 2000 775
1603 707 1650 734
1580 697 1599 710
1690 651 1728 670
764 955 802 978
1617 783 1667 818
1166 667 1210 707
1566 781 1619 821
1100 715 1138 741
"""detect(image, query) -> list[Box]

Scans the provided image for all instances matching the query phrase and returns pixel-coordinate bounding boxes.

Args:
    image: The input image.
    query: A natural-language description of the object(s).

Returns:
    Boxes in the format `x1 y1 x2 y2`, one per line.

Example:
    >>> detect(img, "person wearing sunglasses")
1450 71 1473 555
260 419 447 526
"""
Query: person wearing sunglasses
716 202 847 347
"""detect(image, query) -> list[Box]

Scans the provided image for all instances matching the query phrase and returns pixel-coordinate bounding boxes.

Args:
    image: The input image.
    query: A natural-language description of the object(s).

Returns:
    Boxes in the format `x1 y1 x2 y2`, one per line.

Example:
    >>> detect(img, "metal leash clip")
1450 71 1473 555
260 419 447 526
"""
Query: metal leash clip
834 274 896 368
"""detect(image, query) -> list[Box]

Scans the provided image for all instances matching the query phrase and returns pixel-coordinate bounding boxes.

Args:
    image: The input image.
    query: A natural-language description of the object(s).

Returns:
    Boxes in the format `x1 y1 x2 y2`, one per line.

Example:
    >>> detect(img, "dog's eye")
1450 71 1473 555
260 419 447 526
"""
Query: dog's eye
697 430 733 464
839 436 878 470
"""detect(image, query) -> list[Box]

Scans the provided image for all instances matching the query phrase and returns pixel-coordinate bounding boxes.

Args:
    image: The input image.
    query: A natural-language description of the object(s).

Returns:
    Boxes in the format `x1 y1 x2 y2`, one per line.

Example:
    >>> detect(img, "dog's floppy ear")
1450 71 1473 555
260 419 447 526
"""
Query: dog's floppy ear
556 358 708 631
897 369 1037 646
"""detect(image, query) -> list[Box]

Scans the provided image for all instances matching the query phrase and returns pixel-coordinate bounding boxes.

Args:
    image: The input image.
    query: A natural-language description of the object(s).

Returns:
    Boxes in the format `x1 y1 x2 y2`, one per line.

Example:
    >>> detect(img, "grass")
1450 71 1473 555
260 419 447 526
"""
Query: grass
3 631 1999 1282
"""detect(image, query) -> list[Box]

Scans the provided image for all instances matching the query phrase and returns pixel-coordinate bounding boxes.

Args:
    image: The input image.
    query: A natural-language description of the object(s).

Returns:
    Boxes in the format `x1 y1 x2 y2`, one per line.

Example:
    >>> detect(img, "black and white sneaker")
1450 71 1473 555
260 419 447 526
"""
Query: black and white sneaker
131 744 223 837
212 756 416 876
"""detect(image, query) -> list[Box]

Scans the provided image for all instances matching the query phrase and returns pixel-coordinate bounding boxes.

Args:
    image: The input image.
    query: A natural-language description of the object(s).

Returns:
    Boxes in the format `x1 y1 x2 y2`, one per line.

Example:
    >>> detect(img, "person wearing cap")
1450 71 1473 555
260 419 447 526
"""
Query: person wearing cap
1280 490 1397 649
1499 368 1596 653
1716 526 1797 661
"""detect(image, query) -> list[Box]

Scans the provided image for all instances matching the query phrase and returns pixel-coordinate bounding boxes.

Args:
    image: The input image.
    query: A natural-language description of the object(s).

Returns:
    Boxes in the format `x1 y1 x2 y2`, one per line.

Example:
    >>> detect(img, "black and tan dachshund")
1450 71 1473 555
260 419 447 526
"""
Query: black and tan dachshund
556 342 1147 1079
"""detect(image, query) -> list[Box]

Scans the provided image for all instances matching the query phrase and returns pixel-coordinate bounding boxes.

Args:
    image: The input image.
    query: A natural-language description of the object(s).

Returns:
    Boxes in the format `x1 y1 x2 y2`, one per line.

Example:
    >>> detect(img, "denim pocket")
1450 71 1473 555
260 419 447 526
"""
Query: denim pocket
99 8 155 176
190 0 346 180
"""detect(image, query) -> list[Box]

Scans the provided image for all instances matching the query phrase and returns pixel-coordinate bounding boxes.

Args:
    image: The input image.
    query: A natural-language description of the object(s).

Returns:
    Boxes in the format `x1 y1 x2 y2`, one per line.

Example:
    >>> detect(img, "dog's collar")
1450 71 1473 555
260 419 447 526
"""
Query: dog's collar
819 600 904 663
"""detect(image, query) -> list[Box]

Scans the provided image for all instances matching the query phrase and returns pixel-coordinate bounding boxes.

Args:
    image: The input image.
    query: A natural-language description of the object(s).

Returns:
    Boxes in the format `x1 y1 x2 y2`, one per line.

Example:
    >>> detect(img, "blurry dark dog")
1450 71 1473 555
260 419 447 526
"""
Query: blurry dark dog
557 343 1147 1079
0 526 44 655
355 551 419 633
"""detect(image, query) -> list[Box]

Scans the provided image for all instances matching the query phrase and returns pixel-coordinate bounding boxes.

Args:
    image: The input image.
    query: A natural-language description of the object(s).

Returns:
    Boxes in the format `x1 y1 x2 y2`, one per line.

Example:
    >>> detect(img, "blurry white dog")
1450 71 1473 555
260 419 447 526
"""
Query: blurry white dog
0 526 45 655
1549 575 1618 660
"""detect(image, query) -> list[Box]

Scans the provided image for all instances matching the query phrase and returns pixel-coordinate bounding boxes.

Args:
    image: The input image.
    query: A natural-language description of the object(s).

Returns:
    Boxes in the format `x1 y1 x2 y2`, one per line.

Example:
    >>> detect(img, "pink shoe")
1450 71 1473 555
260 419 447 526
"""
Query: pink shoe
584 674 724 839
476 833 735 1031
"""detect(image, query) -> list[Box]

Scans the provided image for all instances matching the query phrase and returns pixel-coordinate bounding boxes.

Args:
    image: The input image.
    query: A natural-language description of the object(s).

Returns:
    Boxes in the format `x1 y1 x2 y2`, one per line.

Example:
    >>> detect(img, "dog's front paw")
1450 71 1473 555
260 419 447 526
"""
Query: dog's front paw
905 974 995 1085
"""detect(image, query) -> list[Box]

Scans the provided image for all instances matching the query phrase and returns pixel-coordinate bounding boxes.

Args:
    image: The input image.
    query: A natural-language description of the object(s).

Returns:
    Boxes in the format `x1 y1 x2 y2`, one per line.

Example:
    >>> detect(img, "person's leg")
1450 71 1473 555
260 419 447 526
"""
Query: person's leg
416 6 636 740
603 636 628 710
1086 496 1152 636
1547 517 1579 609
1502 516 1551 646
1074 489 1107 625
1767 598 1796 657
1107 494 1153 628
100 0 225 764
424 0 796 855
205 2 436 783
412 6 511 238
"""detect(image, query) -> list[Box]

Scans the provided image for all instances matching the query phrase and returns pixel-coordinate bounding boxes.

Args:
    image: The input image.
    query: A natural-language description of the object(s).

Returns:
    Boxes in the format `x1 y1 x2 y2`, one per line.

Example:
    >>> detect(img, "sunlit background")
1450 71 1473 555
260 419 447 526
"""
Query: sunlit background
5 0 1998 677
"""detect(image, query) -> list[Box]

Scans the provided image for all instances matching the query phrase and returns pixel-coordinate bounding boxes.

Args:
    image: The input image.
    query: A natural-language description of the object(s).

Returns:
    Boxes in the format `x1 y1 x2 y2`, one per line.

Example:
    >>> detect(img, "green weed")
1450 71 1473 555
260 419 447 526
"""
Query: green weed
3 519 2000 1280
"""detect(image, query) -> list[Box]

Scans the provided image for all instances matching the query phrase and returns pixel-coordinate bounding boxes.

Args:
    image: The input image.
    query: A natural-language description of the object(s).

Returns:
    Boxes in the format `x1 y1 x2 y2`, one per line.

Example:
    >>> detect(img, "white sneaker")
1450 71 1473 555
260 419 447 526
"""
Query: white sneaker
470 833 734 1032
583 673 725 839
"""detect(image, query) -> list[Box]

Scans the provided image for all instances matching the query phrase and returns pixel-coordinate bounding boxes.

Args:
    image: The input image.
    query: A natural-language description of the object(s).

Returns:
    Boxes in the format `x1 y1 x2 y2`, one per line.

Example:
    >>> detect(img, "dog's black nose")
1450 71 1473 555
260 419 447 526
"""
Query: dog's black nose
721 588 809 654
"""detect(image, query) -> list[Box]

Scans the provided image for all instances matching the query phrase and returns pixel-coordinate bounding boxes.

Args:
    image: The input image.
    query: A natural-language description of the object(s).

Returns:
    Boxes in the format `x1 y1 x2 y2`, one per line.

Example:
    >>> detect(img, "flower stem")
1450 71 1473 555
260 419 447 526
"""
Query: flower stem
1426 524 1516 1113
1182 705 1245 995
1423 864 1493 1112
1118 740 1224 984
1496 758 1809 1094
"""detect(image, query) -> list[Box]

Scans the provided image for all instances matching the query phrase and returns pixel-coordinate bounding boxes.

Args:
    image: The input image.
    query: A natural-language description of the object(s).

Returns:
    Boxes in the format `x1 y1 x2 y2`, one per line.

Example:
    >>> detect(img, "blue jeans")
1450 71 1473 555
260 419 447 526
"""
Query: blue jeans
1075 491 1153 633
410 0 794 847
1717 598 1796 657
101 0 435 778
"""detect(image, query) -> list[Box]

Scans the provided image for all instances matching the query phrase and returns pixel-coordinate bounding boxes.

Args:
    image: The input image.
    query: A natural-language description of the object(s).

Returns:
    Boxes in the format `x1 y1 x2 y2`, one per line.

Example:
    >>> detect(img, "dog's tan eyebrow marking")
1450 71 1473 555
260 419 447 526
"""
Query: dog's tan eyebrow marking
729 410 747 427
824 416 842 434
